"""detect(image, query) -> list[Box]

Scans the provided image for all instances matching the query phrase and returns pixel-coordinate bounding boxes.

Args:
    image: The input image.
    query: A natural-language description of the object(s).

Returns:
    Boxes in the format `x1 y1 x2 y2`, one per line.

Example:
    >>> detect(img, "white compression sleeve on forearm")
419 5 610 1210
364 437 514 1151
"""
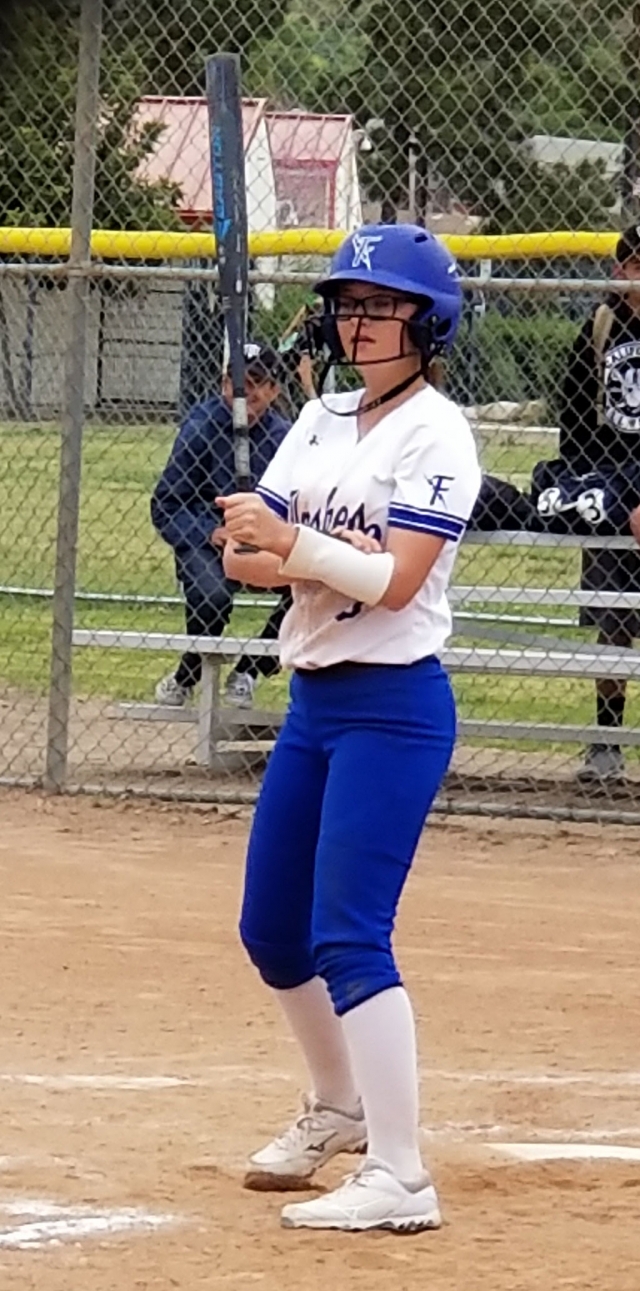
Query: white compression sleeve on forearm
280 525 394 607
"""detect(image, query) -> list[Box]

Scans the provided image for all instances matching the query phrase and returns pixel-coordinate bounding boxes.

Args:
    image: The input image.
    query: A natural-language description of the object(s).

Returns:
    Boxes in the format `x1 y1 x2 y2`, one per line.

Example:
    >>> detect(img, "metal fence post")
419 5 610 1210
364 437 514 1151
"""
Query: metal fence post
44 0 103 791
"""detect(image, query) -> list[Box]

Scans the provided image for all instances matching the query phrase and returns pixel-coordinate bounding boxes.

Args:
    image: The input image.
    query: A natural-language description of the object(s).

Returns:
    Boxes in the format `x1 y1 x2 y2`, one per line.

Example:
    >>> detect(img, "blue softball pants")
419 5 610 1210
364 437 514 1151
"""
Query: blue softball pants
239 655 456 1017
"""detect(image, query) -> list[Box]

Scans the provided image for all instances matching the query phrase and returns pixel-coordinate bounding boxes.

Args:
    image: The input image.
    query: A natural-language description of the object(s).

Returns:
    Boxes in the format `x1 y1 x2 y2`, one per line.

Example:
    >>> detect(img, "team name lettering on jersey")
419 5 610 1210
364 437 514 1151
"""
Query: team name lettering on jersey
256 386 481 668
290 487 383 541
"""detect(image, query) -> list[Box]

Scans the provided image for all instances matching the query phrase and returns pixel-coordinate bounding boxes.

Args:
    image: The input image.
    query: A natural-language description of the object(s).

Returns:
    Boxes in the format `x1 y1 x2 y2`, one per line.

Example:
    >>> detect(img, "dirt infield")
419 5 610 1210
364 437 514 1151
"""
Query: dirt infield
1 789 640 1289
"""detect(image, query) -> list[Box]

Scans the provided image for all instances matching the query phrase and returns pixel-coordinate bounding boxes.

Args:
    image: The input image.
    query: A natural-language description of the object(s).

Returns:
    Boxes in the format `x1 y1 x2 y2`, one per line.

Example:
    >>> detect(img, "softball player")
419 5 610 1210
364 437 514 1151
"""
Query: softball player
218 223 481 1233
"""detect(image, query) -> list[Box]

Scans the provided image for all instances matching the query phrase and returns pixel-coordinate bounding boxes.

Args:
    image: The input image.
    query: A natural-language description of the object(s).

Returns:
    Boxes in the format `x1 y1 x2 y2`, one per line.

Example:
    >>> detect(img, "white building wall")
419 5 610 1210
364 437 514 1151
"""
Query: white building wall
333 136 363 231
246 119 277 311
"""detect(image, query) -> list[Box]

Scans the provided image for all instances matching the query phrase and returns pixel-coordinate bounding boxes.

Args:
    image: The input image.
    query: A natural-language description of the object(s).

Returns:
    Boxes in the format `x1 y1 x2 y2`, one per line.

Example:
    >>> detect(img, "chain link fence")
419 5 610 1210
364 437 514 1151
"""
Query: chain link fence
2 0 640 819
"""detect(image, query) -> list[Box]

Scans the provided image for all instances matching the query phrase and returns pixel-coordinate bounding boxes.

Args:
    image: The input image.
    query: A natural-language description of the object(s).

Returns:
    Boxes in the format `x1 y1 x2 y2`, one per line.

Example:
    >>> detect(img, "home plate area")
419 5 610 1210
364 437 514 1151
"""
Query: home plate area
0 1134 639 1256
2 792 640 1291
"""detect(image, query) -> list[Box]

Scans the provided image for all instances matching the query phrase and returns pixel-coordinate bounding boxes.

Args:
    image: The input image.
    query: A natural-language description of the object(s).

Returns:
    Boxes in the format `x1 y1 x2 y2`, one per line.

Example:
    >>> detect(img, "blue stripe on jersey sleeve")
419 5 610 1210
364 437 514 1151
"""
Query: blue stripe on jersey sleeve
388 503 465 540
388 516 465 540
257 485 289 521
389 500 469 527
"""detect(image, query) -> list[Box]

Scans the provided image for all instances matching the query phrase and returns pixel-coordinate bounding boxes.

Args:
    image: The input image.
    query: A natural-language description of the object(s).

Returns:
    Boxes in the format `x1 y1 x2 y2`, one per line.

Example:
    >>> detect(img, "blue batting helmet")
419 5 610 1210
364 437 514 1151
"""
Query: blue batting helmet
314 223 463 354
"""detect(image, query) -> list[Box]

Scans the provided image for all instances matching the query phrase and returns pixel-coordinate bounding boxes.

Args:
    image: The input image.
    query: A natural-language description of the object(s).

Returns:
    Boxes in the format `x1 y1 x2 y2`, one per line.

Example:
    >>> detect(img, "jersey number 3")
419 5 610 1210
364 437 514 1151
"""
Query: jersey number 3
336 600 363 622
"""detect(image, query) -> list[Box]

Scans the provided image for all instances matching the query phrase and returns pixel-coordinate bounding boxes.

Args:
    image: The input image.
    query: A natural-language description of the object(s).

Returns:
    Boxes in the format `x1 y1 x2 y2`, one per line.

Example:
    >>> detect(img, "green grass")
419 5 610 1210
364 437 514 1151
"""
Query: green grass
1 420 638 751
0 420 290 709
0 421 174 596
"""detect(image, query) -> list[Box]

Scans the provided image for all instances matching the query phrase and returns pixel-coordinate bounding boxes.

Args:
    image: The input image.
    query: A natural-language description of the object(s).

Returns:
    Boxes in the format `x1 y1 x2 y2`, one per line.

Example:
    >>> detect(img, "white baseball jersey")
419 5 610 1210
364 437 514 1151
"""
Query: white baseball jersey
257 385 481 669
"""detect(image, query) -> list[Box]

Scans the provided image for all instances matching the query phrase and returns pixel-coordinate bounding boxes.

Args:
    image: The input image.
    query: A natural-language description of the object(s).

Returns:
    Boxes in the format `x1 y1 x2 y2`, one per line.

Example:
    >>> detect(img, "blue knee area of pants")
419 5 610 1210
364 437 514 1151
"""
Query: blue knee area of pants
239 656 456 1011
239 923 316 990
314 940 401 1017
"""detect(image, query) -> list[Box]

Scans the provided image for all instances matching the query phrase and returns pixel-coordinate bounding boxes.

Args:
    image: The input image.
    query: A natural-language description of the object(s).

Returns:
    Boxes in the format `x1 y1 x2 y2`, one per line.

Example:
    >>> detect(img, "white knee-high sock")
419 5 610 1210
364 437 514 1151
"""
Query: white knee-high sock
341 986 424 1183
276 977 361 1115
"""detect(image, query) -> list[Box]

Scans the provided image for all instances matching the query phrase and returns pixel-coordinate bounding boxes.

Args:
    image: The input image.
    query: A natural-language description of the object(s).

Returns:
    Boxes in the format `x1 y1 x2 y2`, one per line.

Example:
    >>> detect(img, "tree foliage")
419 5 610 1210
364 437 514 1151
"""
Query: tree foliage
247 0 632 231
244 0 362 112
0 0 635 234
340 0 629 228
0 0 288 229
104 0 285 97
0 1 181 228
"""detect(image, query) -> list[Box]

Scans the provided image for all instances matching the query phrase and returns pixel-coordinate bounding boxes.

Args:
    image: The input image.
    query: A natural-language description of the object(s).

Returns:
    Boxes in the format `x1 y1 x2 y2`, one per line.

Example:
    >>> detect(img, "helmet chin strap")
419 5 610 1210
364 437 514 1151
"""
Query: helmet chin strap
318 360 424 416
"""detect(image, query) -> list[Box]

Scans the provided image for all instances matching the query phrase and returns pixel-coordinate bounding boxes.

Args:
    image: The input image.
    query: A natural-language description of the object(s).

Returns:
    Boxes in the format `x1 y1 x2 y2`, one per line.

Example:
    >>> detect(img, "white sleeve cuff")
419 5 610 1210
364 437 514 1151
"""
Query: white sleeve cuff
280 525 394 607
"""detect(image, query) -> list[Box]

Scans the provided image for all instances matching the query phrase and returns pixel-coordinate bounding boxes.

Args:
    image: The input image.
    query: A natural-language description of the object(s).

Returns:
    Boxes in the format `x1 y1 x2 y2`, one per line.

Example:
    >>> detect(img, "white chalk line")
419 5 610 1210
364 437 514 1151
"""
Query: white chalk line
0 1074 196 1091
2 1066 640 1092
0 1200 176 1250
421 1122 640 1143
0 1068 293 1091
424 1068 640 1088
491 1143 640 1164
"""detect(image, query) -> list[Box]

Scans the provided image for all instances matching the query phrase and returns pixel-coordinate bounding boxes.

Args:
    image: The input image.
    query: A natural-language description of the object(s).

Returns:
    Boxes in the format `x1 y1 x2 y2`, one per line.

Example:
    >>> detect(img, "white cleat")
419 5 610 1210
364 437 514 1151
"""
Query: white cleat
577 743 625 783
280 1157 442 1233
244 1095 367 1192
154 673 193 707
224 671 256 708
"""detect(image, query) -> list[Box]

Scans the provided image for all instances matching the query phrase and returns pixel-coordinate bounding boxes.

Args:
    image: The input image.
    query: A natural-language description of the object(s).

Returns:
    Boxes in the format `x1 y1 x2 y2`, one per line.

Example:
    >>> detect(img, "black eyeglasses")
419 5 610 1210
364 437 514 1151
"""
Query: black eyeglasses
331 292 411 320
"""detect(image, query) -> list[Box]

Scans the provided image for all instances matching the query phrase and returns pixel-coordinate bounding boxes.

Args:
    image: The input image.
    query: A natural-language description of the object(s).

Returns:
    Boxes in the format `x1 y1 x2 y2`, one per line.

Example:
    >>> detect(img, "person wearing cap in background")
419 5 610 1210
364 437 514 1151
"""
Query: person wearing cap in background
151 342 292 709
559 224 640 782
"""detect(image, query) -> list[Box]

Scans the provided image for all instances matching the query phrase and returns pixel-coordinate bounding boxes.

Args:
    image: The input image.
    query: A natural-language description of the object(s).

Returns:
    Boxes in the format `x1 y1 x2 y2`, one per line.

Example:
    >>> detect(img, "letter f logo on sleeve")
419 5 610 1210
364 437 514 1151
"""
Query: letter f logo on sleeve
426 474 454 508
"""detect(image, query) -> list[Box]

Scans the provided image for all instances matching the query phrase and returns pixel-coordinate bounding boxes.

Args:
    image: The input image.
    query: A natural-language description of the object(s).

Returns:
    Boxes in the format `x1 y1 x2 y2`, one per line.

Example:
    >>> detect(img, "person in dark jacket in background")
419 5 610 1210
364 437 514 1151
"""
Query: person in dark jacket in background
151 343 292 708
559 225 640 781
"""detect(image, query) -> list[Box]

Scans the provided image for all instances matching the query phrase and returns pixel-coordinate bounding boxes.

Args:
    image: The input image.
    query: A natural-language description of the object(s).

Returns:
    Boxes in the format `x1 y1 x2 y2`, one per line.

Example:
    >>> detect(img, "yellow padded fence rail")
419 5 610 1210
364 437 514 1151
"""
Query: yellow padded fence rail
0 226 623 262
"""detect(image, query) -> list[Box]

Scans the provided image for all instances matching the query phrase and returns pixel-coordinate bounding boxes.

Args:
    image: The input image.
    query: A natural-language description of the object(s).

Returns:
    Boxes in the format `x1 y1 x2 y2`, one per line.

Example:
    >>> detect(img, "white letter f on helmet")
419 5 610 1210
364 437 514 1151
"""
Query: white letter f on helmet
351 234 383 271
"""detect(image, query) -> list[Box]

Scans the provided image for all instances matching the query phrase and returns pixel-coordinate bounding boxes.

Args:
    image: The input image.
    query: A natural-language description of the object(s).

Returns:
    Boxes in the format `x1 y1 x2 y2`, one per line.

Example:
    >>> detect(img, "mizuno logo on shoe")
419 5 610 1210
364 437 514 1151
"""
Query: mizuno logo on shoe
307 1132 339 1154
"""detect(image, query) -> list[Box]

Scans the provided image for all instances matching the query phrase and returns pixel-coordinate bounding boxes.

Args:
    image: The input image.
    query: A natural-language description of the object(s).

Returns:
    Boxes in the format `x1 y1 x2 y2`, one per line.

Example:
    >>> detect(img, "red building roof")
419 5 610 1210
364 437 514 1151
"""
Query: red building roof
266 111 353 228
135 97 355 229
134 96 267 224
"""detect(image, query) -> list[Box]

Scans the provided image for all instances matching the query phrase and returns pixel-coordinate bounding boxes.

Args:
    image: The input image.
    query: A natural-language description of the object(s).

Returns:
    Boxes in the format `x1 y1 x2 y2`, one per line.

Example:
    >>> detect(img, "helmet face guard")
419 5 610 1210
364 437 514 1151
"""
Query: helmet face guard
306 296 453 369
307 224 463 378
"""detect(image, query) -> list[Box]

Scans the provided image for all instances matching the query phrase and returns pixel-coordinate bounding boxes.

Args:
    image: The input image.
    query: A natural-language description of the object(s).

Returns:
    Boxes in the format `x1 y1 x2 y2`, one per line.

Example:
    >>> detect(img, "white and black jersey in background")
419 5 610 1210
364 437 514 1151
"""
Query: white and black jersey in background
559 294 640 637
560 296 640 471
